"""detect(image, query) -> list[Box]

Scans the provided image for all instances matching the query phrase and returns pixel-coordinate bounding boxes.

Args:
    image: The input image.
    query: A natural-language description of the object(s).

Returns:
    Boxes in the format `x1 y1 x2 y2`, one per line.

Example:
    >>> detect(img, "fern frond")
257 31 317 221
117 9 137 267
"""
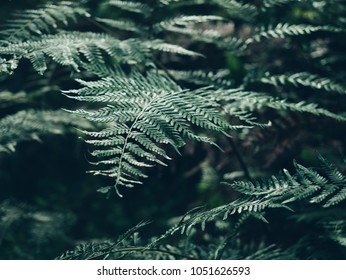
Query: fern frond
105 0 153 16
159 0 257 20
149 197 270 247
159 0 191 5
151 157 346 244
143 40 203 57
95 17 144 34
64 67 229 196
0 32 133 73
0 32 202 74
261 72 346 95
0 1 89 44
57 221 150 260
246 23 344 45
212 0 258 20
229 157 346 208
220 91 346 122
153 15 223 33
261 0 298 11
0 110 92 153
168 69 232 88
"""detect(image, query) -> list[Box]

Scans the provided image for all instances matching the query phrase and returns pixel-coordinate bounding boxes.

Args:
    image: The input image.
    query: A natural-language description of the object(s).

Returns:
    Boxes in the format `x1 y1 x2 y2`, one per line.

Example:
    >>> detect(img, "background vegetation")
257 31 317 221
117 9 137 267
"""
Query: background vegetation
0 0 346 259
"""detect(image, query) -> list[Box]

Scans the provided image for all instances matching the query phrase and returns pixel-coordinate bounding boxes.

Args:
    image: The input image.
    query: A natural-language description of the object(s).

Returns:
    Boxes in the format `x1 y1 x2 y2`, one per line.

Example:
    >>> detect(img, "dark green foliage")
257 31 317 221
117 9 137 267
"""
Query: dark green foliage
0 110 92 153
0 1 89 44
0 0 346 260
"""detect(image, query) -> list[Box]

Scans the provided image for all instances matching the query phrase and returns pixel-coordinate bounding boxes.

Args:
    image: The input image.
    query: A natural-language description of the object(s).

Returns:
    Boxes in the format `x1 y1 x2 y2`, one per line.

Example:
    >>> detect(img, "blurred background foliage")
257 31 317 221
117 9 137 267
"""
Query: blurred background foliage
0 0 346 259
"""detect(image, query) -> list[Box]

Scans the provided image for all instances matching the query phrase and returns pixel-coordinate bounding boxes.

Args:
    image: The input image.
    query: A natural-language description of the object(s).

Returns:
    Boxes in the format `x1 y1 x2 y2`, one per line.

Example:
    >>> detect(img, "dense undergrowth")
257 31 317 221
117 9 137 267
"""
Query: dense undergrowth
0 0 346 259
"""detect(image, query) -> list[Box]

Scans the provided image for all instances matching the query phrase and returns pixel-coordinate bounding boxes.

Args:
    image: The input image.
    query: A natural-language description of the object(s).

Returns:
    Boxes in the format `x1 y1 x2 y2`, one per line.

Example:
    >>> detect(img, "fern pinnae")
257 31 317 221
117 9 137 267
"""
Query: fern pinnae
0 1 90 44
212 0 258 20
153 15 224 33
145 40 203 57
112 91 173 195
105 0 153 17
221 91 346 122
1 33 184 74
246 23 344 45
64 67 229 196
261 72 346 95
168 69 233 88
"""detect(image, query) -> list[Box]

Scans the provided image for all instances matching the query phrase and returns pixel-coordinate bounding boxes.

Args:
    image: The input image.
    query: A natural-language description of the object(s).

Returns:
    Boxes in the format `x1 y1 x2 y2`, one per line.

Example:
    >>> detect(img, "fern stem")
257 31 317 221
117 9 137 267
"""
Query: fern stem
228 138 252 181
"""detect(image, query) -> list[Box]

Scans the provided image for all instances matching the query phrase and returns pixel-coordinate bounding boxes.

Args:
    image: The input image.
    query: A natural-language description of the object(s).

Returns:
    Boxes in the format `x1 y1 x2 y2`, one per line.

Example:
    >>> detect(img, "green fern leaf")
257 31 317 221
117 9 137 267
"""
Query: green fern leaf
63 67 229 196
246 23 344 45
153 15 223 33
105 0 153 16
95 17 144 34
212 0 258 20
0 1 89 44
219 90 346 123
0 32 203 74
152 157 346 243
261 72 346 95
144 40 203 57
168 69 232 88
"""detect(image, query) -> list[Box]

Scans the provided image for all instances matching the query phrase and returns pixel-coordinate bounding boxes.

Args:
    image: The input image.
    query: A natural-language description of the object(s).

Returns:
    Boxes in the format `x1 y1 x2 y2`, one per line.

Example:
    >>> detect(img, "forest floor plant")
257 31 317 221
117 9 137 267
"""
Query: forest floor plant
0 0 346 259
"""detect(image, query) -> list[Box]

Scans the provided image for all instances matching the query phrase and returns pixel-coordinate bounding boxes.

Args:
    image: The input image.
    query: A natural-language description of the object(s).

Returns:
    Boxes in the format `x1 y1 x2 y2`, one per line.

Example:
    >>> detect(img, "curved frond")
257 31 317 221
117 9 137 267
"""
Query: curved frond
0 1 89 44
168 69 232 88
105 0 153 16
64 67 229 196
0 32 203 74
219 90 346 122
95 17 144 34
151 157 346 245
228 157 346 208
144 40 203 57
261 72 346 95
212 0 258 20
246 23 344 45
153 15 223 33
